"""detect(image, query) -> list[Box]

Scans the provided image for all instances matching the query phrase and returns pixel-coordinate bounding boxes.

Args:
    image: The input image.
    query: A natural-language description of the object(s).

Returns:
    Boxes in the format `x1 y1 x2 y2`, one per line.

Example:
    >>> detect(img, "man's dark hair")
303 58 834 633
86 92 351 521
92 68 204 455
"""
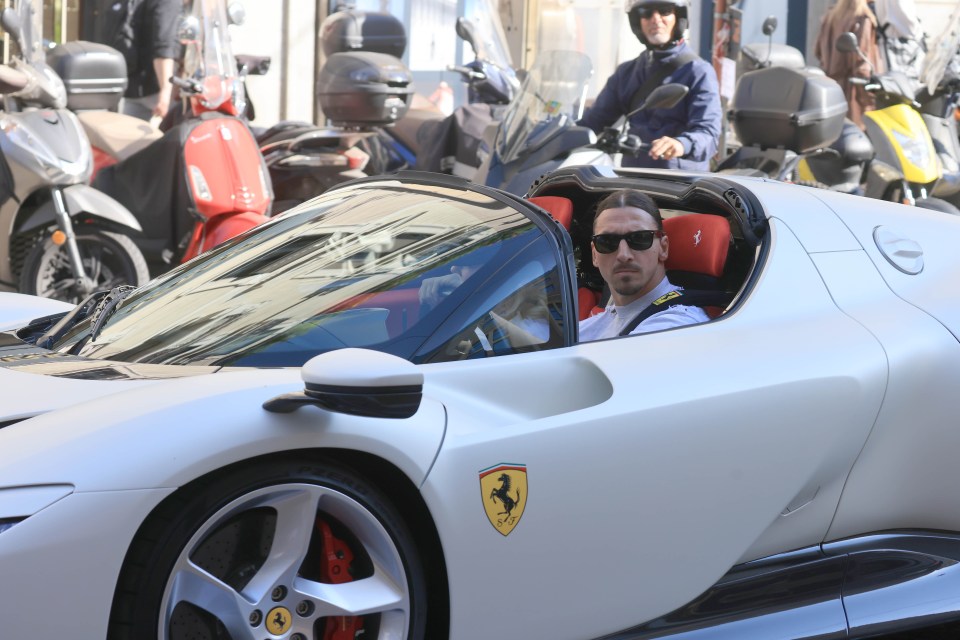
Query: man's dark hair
593 189 663 231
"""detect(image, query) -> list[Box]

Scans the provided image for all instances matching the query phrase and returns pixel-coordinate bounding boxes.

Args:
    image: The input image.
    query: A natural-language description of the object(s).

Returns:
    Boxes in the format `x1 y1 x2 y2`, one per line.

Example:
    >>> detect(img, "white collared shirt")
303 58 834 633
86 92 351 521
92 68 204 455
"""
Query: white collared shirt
578 276 709 342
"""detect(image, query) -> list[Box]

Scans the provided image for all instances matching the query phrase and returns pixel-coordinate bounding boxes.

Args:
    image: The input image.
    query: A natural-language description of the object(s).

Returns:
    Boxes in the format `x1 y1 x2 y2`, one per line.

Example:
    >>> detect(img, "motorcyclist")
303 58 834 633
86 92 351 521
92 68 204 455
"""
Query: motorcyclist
578 0 722 170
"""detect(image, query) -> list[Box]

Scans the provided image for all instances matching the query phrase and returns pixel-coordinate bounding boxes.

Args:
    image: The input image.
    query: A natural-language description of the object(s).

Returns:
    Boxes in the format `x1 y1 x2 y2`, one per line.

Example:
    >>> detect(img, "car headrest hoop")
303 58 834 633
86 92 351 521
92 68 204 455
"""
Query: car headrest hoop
527 196 573 231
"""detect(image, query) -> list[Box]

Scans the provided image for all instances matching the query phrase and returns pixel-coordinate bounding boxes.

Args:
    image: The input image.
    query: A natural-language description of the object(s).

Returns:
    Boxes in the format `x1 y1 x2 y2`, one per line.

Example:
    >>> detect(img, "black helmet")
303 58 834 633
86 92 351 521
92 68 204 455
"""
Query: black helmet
625 0 689 48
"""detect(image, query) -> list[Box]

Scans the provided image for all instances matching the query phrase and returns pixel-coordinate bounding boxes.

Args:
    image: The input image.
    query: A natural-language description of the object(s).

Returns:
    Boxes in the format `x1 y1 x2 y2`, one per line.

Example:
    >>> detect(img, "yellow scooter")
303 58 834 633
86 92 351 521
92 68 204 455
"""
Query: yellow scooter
799 32 959 214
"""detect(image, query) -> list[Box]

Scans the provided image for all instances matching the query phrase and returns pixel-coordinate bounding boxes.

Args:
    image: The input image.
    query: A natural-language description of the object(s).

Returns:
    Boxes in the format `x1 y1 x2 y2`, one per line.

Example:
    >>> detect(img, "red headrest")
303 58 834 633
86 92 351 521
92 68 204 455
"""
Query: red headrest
663 214 730 278
527 196 573 231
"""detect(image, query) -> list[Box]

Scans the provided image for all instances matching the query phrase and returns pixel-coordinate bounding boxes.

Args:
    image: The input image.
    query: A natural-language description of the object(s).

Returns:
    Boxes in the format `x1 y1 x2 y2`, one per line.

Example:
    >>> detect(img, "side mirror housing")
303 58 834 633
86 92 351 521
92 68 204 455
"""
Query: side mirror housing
263 348 424 419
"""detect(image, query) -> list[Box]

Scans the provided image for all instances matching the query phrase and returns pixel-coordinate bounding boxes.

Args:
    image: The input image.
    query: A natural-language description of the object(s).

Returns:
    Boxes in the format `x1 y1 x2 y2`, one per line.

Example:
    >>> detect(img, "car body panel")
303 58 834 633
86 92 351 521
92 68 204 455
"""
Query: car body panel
811 188 960 338
0 292 72 331
0 367 447 492
0 488 171 638
741 179 863 254
421 221 888 639
810 249 960 541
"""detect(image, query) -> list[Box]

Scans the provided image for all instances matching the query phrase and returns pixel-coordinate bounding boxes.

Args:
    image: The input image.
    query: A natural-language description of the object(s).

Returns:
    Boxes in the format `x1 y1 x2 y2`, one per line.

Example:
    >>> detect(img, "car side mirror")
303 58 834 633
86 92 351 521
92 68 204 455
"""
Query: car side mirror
263 348 424 418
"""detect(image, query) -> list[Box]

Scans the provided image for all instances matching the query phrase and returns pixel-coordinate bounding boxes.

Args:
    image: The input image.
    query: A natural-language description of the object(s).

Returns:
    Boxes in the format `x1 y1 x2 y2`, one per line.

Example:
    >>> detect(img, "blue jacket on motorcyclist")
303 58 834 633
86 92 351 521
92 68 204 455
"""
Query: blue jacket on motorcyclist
578 0 722 171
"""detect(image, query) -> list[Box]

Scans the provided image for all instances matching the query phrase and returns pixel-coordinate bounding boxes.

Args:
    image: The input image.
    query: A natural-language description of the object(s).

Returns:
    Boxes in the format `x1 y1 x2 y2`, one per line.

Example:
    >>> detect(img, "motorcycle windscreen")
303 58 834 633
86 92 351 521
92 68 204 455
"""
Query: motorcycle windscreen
183 119 272 220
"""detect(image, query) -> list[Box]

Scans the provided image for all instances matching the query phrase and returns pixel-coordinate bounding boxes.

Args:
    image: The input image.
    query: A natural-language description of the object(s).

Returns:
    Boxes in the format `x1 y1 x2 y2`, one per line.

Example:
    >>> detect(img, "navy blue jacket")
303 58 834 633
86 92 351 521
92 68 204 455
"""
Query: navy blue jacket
579 42 722 171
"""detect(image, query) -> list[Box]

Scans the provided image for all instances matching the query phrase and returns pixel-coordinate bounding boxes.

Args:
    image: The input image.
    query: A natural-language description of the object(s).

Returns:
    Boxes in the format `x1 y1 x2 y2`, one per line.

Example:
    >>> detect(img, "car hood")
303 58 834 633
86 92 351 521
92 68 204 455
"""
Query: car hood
0 331 220 424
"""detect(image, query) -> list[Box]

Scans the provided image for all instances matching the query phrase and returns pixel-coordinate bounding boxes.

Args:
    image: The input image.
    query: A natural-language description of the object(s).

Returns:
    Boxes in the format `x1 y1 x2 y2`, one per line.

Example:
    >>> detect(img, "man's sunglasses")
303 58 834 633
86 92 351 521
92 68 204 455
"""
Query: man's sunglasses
638 5 676 19
592 230 664 254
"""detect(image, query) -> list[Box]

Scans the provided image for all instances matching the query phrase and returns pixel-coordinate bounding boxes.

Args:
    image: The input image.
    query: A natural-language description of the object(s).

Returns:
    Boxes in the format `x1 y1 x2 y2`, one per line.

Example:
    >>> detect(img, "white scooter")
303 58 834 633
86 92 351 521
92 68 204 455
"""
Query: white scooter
0 0 148 303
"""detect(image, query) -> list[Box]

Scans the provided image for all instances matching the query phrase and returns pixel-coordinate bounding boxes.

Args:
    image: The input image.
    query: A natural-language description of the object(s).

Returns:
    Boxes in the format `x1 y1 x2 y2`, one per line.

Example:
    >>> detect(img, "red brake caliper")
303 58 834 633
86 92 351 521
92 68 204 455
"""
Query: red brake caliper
318 518 364 640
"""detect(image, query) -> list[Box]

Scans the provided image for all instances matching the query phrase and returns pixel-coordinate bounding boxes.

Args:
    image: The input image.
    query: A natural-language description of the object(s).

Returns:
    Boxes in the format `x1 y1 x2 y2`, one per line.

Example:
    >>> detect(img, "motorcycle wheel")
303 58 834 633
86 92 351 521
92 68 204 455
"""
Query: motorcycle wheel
108 457 428 640
18 228 150 304
915 197 960 215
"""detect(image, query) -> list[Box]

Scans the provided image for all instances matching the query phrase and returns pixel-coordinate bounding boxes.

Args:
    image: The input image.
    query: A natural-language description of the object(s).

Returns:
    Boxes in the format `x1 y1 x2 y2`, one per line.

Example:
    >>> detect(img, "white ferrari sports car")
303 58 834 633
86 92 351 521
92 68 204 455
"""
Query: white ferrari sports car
1 166 959 640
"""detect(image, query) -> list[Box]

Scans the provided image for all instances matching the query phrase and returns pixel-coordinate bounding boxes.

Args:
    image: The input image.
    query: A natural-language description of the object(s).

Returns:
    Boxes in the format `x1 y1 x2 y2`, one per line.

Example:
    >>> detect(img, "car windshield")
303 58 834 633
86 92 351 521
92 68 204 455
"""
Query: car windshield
50 180 567 366
495 50 593 164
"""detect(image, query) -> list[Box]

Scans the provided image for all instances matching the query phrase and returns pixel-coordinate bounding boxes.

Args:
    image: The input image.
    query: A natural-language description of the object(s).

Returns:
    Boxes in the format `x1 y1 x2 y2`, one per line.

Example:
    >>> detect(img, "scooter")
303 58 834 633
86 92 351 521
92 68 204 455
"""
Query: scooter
0 0 148 303
472 49 688 196
805 31 960 214
411 7 519 178
77 0 273 269
715 15 851 185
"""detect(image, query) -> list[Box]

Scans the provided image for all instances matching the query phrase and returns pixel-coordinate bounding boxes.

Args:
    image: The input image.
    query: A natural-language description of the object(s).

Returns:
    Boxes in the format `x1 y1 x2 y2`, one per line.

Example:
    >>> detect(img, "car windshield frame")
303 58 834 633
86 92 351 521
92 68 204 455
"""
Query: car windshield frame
49 177 576 366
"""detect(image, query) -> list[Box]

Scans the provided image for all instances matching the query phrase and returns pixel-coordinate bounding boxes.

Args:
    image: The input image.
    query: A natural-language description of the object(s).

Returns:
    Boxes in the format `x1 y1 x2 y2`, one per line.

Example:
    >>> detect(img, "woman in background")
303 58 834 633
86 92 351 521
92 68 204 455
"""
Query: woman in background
814 0 886 128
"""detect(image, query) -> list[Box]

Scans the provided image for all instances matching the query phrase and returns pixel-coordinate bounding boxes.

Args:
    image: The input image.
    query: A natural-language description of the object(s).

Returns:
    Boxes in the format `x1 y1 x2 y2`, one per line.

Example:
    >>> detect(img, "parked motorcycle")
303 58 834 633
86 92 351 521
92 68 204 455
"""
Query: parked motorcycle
75 0 273 269
714 14 851 186
0 0 149 303
412 5 519 178
259 1 518 212
471 50 689 195
802 31 960 213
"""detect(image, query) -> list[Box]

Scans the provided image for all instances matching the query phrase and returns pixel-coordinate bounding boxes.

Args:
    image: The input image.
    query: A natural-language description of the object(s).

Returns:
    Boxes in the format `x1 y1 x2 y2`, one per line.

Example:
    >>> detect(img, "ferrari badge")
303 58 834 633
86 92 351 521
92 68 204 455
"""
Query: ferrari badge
479 463 527 536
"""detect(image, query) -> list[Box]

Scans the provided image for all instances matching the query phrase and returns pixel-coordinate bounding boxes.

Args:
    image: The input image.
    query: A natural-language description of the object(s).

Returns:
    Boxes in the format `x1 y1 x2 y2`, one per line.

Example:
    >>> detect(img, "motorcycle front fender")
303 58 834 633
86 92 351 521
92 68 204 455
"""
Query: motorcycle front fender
17 184 143 234
183 210 269 262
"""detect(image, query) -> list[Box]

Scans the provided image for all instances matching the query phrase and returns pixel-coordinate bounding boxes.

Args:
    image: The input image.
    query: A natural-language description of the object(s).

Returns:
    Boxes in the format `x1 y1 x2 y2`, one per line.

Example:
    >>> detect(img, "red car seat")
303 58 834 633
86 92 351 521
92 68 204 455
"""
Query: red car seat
527 196 601 320
663 213 730 288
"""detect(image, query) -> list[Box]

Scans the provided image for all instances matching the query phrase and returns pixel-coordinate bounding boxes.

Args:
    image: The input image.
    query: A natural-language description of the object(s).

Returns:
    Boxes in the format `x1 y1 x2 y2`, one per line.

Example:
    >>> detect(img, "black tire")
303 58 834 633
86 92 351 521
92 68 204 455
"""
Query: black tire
18 228 150 304
108 457 428 640
915 197 960 215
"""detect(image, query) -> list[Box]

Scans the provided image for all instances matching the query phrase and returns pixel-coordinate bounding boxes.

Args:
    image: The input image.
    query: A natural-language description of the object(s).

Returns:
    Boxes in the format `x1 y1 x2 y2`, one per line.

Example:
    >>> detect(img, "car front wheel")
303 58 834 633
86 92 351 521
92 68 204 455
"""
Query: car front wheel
108 457 427 640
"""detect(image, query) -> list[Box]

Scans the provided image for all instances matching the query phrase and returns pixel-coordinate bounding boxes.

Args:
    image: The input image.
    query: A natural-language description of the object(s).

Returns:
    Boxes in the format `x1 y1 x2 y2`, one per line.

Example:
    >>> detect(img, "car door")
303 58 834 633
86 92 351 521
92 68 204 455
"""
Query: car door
420 218 889 640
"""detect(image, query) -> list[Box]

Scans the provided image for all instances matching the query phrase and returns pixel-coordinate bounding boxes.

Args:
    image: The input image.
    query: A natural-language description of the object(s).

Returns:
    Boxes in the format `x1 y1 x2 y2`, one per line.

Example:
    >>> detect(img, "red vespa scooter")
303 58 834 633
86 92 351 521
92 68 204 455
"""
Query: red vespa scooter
76 0 272 270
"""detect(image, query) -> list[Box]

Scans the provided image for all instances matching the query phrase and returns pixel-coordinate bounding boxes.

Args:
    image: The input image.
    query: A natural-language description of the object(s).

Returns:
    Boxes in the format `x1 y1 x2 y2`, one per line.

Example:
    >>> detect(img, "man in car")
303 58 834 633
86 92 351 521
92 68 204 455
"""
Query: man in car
579 189 708 340
578 0 721 170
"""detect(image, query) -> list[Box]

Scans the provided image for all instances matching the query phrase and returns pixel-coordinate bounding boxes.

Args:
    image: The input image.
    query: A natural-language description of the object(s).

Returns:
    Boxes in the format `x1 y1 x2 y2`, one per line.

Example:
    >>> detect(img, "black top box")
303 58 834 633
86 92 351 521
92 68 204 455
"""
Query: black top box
47 41 127 112
320 10 407 58
730 65 847 153
318 52 413 127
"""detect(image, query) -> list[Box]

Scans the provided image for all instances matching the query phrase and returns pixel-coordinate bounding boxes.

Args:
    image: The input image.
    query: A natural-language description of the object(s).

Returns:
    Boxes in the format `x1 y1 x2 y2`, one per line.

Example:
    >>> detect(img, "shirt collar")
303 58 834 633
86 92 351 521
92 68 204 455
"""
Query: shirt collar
607 276 677 317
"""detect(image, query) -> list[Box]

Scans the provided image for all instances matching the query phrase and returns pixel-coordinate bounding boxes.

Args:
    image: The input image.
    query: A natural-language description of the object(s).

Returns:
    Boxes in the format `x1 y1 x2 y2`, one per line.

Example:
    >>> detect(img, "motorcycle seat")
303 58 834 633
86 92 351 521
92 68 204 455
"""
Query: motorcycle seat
77 110 163 163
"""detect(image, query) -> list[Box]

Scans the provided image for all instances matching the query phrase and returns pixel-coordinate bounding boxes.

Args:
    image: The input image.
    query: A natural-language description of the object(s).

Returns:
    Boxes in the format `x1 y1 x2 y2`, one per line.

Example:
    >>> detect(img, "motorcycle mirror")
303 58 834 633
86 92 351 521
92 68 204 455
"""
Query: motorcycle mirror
630 83 688 116
835 32 859 53
178 14 201 44
227 2 246 26
455 17 478 54
835 31 875 74
0 8 25 52
761 15 777 37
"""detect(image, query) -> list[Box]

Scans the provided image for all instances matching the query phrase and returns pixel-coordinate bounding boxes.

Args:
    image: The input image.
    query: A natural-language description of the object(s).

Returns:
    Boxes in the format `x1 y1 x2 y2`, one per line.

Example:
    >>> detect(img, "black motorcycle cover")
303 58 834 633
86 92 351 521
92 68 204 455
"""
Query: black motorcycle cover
416 103 503 177
92 120 195 261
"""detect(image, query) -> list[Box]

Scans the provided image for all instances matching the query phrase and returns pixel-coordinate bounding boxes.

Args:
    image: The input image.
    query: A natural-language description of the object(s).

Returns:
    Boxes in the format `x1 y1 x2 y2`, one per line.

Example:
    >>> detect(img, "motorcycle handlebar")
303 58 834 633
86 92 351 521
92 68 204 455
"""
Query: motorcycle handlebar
848 76 882 92
171 75 205 95
447 64 485 82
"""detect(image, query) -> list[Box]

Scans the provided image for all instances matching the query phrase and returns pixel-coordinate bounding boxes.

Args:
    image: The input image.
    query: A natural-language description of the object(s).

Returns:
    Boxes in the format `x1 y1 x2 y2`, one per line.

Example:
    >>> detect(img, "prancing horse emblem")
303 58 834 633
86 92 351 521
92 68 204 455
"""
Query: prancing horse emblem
479 463 528 536
693 229 702 246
